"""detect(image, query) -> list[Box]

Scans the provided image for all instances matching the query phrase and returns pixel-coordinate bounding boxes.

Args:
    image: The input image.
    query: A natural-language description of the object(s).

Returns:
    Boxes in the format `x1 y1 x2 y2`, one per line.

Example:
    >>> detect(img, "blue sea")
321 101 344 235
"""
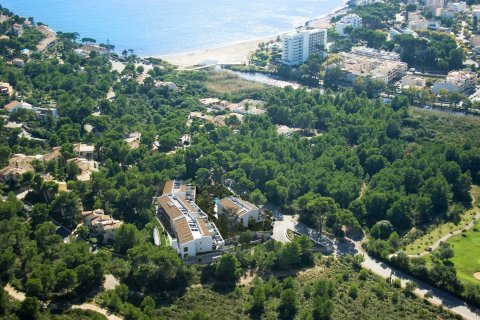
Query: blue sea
0 0 343 56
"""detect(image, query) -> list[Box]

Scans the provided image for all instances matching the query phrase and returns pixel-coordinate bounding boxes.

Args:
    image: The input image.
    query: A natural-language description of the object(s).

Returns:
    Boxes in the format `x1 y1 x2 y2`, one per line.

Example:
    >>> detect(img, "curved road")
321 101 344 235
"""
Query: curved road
273 214 480 320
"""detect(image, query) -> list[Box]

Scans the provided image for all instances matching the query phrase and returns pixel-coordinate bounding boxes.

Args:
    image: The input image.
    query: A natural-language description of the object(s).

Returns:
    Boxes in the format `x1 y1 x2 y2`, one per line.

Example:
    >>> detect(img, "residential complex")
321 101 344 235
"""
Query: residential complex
81 209 123 242
432 70 477 94
0 144 97 184
335 49 407 85
351 46 401 61
282 29 327 65
157 180 224 259
217 196 263 227
335 14 362 36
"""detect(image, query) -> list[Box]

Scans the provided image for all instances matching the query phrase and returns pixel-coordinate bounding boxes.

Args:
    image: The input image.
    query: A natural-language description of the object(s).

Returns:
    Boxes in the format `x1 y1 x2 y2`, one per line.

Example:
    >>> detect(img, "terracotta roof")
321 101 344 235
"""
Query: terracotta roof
180 184 187 192
158 195 183 221
4 101 20 111
220 197 241 214
43 147 61 162
163 180 174 195
178 195 195 212
174 217 194 244
198 218 211 236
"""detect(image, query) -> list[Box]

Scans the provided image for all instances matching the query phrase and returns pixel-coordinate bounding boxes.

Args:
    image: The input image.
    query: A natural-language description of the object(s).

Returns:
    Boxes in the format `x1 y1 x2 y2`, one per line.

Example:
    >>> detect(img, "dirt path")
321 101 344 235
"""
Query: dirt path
406 212 480 258
4 284 25 302
72 303 123 320
4 283 122 320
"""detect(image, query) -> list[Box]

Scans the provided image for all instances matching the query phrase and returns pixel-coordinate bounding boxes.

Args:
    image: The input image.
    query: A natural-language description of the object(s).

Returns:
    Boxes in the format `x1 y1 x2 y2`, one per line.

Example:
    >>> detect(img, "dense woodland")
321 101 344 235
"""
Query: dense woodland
0 4 479 320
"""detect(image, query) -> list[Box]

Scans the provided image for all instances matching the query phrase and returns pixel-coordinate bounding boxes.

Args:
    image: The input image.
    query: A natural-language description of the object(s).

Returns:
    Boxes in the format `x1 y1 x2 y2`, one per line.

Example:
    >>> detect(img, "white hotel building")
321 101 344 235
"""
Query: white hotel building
282 29 327 66
157 180 224 259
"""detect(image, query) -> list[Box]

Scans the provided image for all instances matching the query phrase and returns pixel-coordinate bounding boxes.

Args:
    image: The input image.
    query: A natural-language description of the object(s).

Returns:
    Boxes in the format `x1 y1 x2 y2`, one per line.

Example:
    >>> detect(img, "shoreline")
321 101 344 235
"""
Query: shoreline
153 5 348 68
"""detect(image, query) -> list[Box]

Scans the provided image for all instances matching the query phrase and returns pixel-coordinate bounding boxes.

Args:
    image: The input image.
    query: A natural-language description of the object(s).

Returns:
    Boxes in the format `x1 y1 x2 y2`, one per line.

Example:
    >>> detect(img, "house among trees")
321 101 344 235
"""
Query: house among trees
217 196 263 227
80 209 123 242
0 82 13 96
67 158 99 182
73 143 95 160
3 101 33 113
157 180 224 259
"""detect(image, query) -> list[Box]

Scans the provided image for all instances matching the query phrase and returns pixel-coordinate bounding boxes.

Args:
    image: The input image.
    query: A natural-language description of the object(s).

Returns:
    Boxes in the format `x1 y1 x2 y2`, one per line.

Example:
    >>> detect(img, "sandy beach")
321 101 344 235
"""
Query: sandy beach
156 7 347 68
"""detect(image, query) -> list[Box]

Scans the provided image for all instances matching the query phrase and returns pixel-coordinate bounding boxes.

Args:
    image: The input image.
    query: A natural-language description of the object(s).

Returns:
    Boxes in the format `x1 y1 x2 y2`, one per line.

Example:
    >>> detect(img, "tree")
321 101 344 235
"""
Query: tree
312 296 334 320
50 192 82 229
278 288 297 319
215 254 241 282
114 224 140 253
249 189 267 207
239 230 252 247
18 297 40 320
30 204 49 227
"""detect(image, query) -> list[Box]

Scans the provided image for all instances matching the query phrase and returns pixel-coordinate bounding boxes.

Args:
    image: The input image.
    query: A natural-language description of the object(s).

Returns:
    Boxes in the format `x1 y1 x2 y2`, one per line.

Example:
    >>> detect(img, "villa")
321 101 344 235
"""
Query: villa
217 196 262 227
73 143 95 160
81 209 123 242
67 158 99 182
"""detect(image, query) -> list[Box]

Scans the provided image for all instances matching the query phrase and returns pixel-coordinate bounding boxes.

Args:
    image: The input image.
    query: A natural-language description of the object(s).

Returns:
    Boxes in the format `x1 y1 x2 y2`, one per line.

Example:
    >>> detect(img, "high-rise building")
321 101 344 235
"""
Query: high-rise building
282 29 327 65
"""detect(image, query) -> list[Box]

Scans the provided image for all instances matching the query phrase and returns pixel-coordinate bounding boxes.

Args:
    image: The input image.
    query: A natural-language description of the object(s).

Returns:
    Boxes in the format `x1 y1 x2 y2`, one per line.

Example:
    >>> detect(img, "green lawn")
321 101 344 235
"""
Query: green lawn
404 186 480 255
447 221 480 286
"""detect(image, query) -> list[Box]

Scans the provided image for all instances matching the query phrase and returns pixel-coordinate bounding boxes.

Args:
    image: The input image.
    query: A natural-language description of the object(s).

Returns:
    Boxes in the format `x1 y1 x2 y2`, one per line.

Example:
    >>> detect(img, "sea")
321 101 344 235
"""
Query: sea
0 0 343 56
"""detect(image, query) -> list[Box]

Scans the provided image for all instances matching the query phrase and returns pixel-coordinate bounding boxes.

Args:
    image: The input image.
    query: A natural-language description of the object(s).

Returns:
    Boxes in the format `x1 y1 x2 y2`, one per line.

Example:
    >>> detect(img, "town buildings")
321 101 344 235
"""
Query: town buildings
334 47 407 85
401 75 427 89
217 196 263 227
351 46 401 61
81 209 123 242
335 14 362 36
157 180 224 259
282 29 327 65
432 70 477 94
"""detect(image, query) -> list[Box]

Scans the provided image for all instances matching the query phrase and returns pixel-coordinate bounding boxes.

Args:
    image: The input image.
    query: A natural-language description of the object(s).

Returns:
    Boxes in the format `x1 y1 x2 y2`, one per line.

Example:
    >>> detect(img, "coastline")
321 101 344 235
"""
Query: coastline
154 5 348 68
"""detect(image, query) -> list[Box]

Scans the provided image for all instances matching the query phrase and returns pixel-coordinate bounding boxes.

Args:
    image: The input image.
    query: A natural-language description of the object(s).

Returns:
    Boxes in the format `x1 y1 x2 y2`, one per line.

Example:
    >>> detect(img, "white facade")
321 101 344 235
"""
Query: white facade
335 14 362 36
425 0 444 8
158 183 224 259
351 46 401 61
432 71 477 94
446 1 466 13
282 29 327 66
217 196 263 227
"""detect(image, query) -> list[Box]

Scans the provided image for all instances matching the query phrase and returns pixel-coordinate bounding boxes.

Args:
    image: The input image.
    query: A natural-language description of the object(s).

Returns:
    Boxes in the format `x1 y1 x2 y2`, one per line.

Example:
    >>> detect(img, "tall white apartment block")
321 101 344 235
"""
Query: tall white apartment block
335 14 363 36
282 29 327 66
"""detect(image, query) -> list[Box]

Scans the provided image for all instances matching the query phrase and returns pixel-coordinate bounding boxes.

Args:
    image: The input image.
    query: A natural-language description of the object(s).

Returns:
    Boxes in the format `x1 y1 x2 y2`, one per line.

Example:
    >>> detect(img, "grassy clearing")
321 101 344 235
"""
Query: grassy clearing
158 258 456 320
411 108 480 146
447 221 480 286
404 186 480 255
206 71 267 96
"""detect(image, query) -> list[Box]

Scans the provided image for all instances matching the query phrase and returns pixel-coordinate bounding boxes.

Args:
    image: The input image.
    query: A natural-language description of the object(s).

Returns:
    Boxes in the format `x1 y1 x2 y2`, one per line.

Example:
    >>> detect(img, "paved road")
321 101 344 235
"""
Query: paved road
272 212 480 320
351 238 480 320
272 214 296 243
